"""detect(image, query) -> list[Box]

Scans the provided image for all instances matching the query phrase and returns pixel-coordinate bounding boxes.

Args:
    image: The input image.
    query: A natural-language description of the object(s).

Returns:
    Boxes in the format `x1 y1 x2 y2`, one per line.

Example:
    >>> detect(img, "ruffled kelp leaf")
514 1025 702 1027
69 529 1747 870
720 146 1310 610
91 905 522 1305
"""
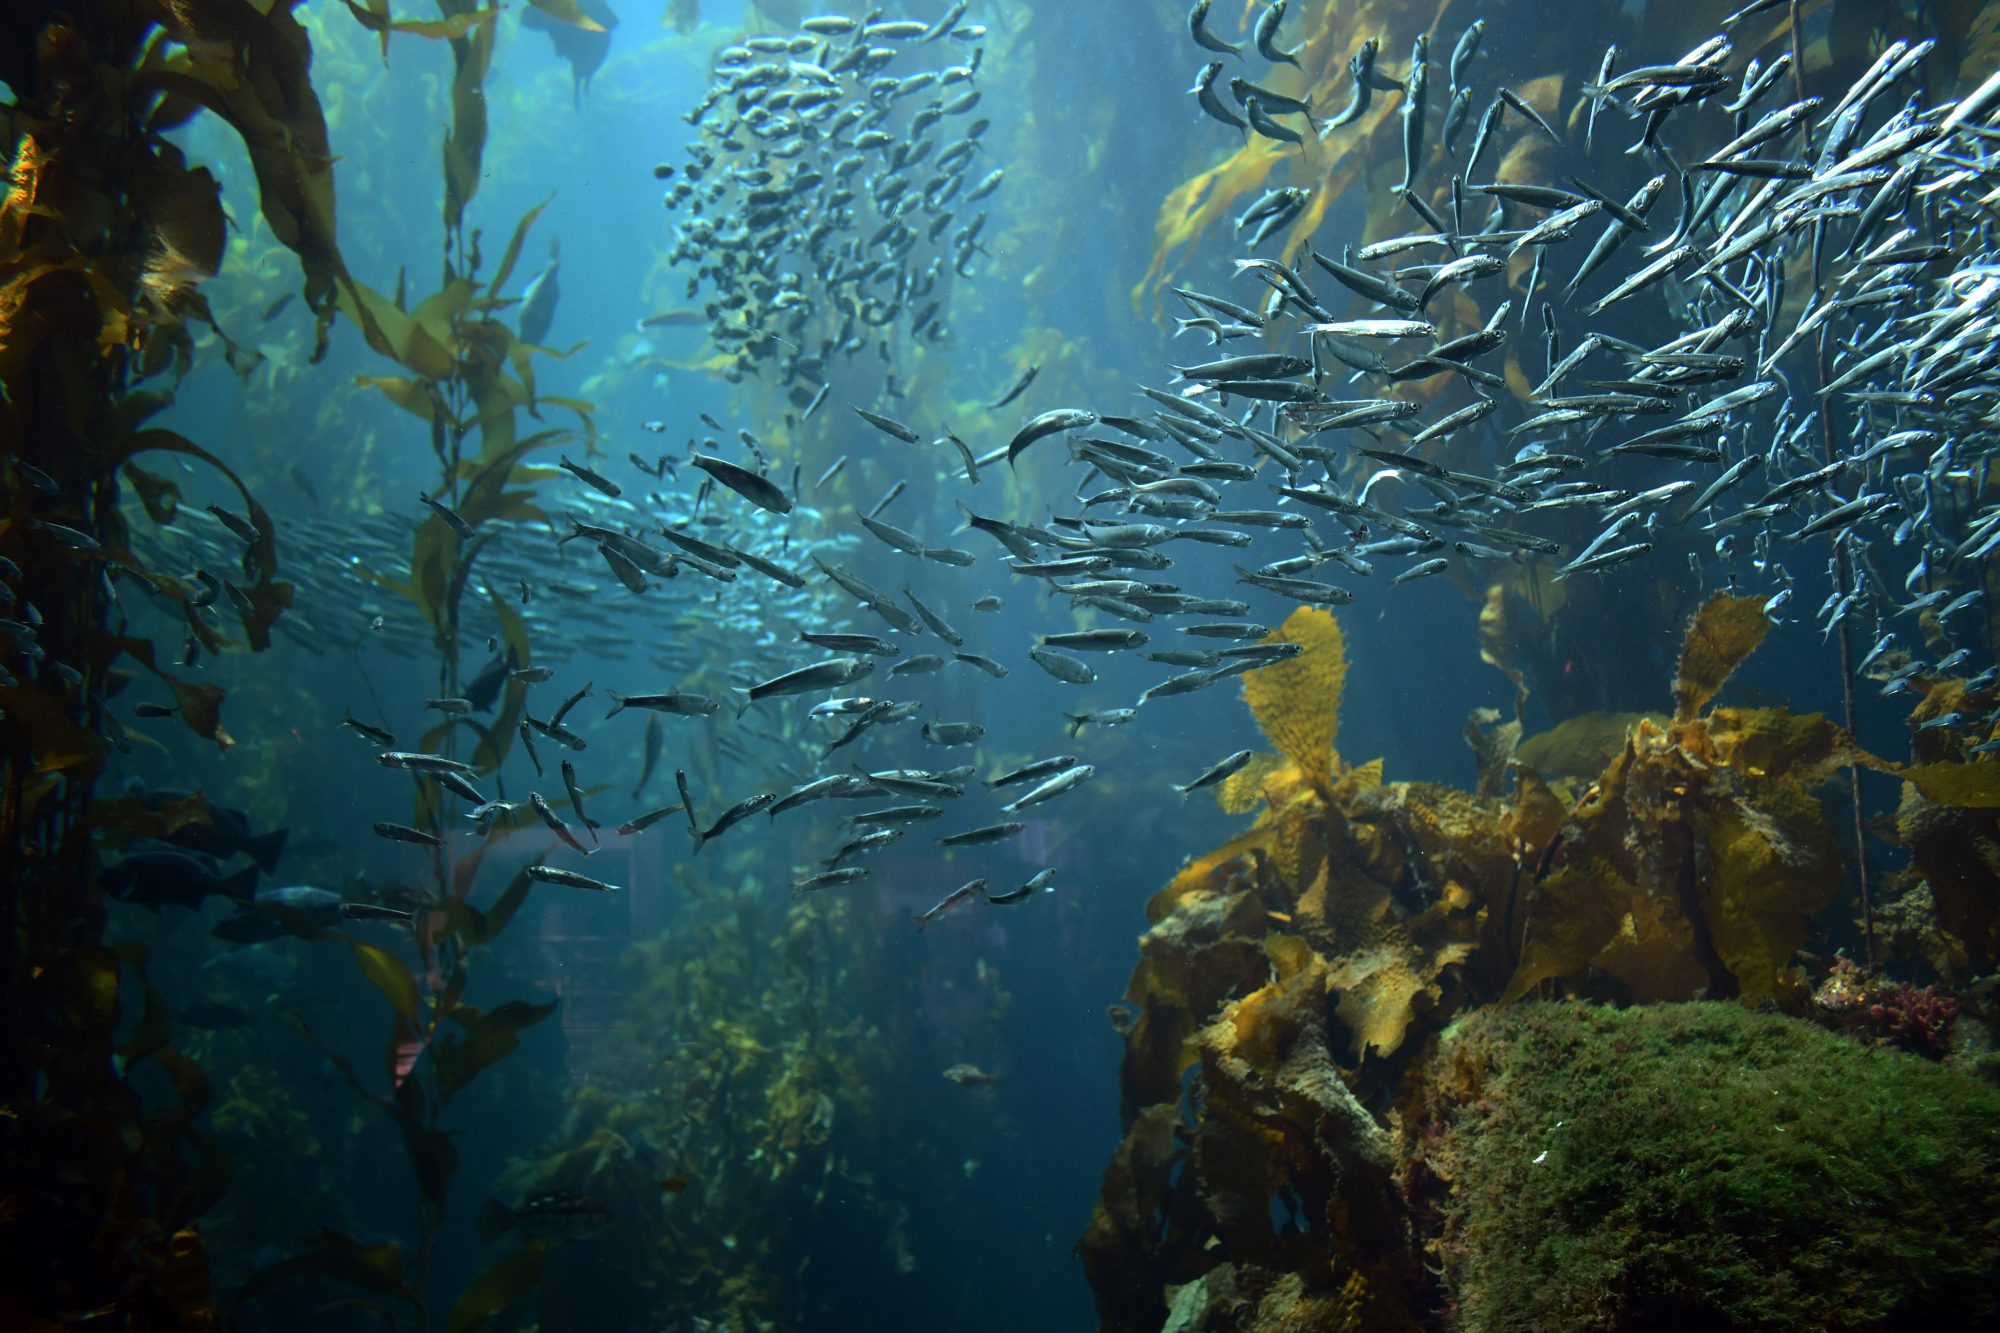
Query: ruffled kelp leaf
338 277 455 380
340 0 503 49
1479 583 1530 720
235 1228 416 1309
1501 740 1712 1004
96 634 232 749
1465 708 1522 802
114 428 277 583
1516 711 1657 783
1904 761 2000 809
443 13 498 231
488 194 555 300
122 460 181 522
1672 592 1769 722
1332 756 1384 804
1240 607 1347 797
1897 782 2000 971
60 946 121 1039
346 937 423 1026
526 0 607 31
357 373 441 421
476 866 536 943
164 676 229 747
1217 750 1284 813
436 999 559 1099
0 684 105 776
1699 706 1886 786
1693 781 1841 1005
89 790 210 848
443 1244 548 1333
130 2 377 363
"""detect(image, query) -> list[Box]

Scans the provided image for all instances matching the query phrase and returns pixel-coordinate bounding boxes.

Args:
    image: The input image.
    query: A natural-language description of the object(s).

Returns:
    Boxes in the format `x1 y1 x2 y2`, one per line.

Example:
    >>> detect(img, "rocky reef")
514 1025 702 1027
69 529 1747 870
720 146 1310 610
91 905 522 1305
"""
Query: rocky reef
1081 596 2000 1330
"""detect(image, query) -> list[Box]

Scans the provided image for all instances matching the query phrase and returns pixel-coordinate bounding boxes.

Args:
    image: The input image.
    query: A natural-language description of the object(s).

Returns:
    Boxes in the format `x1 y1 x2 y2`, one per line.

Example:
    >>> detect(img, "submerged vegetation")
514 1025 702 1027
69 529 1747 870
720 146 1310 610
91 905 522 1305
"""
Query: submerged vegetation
1083 591 2000 1328
4 0 2000 1328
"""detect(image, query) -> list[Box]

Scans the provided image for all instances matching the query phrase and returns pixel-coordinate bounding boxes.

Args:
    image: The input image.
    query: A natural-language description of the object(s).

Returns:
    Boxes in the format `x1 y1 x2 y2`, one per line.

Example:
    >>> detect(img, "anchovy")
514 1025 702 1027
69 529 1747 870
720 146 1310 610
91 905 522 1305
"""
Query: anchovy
527 865 619 893
1187 0 1240 57
692 793 776 852
690 453 793 514
1174 749 1254 797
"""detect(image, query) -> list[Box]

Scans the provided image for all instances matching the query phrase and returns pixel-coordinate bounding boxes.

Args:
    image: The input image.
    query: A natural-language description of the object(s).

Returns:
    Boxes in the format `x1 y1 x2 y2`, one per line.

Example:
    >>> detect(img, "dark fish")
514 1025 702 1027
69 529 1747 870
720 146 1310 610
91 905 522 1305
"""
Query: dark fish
478 1189 610 1244
617 803 685 835
1187 0 1240 56
853 405 922 444
527 864 620 893
1007 408 1097 467
916 879 987 931
988 363 1040 409
749 657 876 700
419 491 475 539
690 453 793 514
101 843 258 911
529 793 593 856
561 760 600 845
694 792 776 852
935 822 1025 848
373 822 444 848
559 455 622 498
987 868 1056 906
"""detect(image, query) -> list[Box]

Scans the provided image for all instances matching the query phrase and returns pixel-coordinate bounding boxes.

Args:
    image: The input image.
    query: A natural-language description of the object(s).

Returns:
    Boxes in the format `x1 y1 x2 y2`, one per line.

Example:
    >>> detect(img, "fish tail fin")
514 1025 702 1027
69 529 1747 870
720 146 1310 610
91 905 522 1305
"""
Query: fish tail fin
1064 713 1084 737
224 864 260 903
247 828 288 875
477 1199 515 1244
606 691 627 718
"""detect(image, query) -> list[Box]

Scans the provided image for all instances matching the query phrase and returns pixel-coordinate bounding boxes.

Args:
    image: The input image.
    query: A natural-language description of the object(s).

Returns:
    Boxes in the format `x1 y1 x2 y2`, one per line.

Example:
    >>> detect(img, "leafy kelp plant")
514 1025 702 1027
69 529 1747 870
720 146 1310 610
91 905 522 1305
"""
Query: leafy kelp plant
4 0 2000 1330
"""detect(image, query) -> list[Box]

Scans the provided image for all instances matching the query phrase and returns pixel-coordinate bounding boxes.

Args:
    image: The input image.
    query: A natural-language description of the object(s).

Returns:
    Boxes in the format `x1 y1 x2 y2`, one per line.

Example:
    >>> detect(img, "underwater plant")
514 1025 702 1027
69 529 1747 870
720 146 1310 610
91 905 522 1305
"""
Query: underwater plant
1408 1001 2000 1331
0 0 387 1321
1082 590 2000 1329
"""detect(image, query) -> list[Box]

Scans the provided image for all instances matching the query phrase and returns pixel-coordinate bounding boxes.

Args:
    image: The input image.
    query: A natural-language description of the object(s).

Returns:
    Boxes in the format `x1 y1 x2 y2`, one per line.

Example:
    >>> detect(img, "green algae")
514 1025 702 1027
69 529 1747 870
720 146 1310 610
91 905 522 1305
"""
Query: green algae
1421 1002 2000 1332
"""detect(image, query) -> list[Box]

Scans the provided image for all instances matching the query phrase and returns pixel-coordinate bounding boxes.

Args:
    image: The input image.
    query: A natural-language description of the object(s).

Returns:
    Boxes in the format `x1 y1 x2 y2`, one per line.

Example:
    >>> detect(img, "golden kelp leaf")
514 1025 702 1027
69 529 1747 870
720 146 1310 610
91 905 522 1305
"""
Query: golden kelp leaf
340 0 503 44
436 999 558 1098
1241 607 1347 796
1150 825 1275 924
1333 757 1384 803
165 676 230 749
444 15 498 231
443 1243 547 1333
1503 855 1710 1003
488 194 554 300
1218 750 1284 813
1516 711 1657 781
1906 761 2000 808
358 374 438 420
347 938 422 1025
1478 583 1529 719
1701 707 1885 785
1326 937 1478 1062
527 0 607 30
338 278 454 380
123 461 181 522
1695 783 1840 1004
1673 592 1769 722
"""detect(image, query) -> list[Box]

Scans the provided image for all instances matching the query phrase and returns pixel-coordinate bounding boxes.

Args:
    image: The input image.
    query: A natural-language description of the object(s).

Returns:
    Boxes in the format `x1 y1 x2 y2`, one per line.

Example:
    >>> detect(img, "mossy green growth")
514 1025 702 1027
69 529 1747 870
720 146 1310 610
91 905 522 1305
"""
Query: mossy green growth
1423 1002 2000 1332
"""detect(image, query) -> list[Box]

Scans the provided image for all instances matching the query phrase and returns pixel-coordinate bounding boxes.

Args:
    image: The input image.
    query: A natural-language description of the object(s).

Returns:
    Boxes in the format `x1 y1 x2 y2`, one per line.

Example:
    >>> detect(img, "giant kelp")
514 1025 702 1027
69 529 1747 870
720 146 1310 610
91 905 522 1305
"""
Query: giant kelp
494 889 916 1333
1082 591 2000 1330
0 2 376 1323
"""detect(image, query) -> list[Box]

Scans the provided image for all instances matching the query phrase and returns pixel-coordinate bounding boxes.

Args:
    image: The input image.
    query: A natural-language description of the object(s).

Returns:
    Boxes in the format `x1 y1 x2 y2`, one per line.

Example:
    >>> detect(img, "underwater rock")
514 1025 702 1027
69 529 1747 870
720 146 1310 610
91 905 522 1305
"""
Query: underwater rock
1407 1002 2000 1331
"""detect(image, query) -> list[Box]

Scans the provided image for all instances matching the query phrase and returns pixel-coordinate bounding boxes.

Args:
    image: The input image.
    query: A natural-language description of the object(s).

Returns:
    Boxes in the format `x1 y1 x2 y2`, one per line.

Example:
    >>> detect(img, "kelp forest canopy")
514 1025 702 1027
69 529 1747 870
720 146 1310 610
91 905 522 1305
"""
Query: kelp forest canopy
3 0 2000 1330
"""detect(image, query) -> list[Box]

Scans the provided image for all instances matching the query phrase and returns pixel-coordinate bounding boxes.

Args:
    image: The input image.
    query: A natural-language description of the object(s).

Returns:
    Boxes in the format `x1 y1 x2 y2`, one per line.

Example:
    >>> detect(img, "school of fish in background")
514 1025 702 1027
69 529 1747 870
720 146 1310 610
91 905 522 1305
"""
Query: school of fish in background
95 1 2000 954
